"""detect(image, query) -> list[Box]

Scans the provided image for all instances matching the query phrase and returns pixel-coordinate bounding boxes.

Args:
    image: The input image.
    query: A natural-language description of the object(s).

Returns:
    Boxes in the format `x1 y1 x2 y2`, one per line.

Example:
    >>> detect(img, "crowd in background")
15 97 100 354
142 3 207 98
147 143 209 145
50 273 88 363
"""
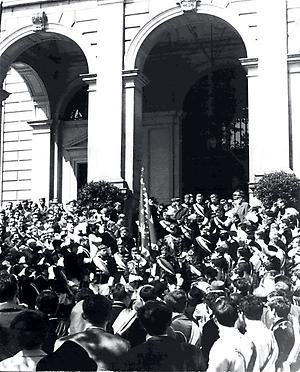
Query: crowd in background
0 191 299 371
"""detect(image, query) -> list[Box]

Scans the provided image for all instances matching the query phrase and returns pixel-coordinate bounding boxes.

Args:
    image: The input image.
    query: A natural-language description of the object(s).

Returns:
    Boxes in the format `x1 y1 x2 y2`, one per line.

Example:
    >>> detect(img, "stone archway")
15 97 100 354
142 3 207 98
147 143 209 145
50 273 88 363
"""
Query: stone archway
124 8 249 203
123 5 252 203
0 28 90 204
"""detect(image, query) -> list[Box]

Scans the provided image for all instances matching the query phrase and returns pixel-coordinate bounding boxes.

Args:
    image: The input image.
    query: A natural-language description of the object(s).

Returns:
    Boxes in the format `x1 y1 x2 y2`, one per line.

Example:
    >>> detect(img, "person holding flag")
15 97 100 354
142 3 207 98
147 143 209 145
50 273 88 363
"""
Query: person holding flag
138 168 158 255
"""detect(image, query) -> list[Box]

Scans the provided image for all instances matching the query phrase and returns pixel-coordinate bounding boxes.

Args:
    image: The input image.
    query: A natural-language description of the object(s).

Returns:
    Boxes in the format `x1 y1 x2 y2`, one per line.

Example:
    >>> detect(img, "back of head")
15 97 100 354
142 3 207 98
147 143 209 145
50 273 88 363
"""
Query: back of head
137 300 172 336
36 290 59 315
241 295 264 320
233 277 251 296
164 289 187 313
213 297 238 327
139 285 156 302
0 271 18 302
10 310 47 349
82 294 112 326
111 283 128 302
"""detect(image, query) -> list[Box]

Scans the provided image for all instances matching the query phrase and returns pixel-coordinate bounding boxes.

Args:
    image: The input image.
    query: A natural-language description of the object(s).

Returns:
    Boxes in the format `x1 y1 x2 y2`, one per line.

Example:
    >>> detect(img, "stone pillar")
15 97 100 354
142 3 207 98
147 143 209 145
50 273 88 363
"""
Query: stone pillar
80 73 97 183
123 69 148 191
240 58 258 183
28 120 52 203
257 0 290 172
288 54 300 178
91 0 125 185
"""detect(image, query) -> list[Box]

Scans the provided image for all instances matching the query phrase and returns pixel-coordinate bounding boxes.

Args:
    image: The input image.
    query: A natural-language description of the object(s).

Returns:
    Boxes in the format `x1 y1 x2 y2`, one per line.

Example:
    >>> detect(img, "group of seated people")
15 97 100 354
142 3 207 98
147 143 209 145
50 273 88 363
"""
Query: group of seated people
0 191 299 371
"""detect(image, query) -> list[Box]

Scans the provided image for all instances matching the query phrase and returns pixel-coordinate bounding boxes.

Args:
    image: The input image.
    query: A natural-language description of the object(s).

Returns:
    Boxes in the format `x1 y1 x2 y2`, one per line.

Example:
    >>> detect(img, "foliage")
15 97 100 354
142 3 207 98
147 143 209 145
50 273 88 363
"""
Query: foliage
253 171 300 208
77 180 124 211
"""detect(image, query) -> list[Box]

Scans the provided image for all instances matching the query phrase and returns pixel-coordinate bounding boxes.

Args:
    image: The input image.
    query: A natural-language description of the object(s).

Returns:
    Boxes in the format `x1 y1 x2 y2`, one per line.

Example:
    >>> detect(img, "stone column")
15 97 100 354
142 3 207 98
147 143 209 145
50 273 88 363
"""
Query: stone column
92 0 125 186
80 73 97 183
28 120 52 203
240 58 259 184
288 54 300 177
123 69 148 191
257 0 290 172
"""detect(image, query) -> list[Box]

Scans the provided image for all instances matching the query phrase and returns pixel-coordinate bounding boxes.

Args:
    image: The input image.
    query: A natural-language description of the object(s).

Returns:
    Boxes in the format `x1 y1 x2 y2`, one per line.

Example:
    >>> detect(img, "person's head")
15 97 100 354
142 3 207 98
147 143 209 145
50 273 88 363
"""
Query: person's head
0 272 18 302
137 300 172 336
119 227 129 238
10 310 47 350
36 290 59 315
111 283 133 306
213 297 239 327
187 286 205 306
241 295 264 321
268 296 291 319
164 290 187 313
277 198 287 209
195 193 204 204
210 194 219 205
75 288 94 303
82 294 112 327
139 285 156 303
233 277 251 296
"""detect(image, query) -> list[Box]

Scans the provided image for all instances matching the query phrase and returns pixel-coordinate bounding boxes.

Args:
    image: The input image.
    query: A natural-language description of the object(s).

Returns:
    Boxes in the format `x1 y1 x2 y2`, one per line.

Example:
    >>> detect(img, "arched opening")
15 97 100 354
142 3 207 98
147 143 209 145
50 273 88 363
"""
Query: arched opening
0 33 89 203
182 66 248 198
134 12 248 203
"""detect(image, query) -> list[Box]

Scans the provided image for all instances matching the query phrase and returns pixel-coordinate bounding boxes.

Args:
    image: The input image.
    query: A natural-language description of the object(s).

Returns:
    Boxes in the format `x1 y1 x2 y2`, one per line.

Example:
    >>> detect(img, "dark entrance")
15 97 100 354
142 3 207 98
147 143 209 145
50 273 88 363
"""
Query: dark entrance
77 162 87 193
182 66 248 198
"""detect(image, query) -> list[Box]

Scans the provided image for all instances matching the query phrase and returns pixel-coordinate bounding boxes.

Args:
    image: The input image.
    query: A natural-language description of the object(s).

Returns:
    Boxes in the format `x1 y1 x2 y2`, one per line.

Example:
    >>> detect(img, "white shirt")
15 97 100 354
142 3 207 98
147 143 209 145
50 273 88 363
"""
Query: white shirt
0 349 46 371
245 319 278 372
207 324 259 372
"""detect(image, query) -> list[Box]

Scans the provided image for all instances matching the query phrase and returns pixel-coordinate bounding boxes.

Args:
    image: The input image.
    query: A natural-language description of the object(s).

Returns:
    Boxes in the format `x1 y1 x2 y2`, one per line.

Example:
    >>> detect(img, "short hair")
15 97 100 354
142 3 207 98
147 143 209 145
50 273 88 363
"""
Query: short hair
10 310 47 349
75 288 94 303
137 300 172 336
213 297 238 327
268 296 291 318
139 285 156 302
204 291 223 311
82 295 112 325
188 286 205 304
36 290 59 315
111 283 129 302
0 272 18 301
241 295 264 320
233 278 251 296
164 290 187 313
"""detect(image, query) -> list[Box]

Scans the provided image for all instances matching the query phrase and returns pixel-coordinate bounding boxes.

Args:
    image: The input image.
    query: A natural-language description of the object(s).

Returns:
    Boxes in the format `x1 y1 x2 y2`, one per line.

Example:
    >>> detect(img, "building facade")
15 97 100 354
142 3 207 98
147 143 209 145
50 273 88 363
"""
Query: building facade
0 0 299 205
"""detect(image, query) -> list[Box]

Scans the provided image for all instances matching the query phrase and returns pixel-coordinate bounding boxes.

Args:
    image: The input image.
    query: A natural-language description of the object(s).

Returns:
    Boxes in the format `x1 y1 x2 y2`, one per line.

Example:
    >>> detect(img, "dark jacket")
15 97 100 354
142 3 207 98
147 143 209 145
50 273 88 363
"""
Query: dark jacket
121 335 204 371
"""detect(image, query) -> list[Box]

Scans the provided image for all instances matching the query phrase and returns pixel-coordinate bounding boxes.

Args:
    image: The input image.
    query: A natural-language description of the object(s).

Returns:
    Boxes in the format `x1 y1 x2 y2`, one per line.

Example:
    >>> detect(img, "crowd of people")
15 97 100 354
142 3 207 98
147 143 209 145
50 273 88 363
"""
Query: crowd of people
0 191 299 371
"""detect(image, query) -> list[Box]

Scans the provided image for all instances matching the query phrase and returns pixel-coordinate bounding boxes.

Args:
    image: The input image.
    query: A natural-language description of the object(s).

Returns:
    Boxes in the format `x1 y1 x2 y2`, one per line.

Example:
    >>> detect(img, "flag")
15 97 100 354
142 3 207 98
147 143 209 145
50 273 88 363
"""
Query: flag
139 168 157 252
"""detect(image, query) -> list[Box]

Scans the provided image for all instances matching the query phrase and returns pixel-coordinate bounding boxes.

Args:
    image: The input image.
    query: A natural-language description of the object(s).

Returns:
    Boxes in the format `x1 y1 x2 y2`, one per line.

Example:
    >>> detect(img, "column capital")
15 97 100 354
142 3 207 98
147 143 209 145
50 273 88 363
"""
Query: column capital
122 69 149 90
239 57 258 78
28 119 52 134
0 89 10 102
80 73 97 92
288 54 300 74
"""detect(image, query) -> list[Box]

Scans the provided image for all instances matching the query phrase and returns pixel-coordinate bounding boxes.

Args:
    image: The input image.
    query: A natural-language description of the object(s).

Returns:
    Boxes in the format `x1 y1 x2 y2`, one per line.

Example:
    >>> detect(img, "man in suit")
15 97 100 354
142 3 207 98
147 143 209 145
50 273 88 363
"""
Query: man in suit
121 300 204 371
54 294 129 370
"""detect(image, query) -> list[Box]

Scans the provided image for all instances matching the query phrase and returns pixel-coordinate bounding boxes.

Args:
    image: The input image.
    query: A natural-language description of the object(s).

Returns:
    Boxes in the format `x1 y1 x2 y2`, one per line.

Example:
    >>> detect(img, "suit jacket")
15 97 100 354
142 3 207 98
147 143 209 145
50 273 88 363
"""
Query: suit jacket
55 327 129 370
121 335 204 371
